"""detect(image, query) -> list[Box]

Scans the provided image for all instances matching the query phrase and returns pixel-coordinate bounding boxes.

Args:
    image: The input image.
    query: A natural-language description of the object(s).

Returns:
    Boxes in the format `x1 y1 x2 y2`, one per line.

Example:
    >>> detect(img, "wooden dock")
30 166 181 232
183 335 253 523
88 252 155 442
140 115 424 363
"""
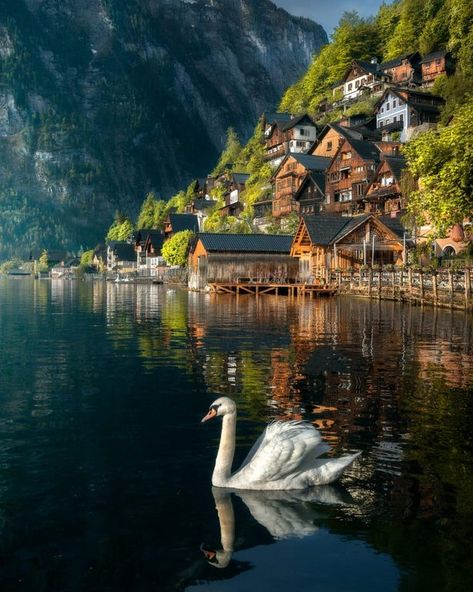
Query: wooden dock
208 281 337 297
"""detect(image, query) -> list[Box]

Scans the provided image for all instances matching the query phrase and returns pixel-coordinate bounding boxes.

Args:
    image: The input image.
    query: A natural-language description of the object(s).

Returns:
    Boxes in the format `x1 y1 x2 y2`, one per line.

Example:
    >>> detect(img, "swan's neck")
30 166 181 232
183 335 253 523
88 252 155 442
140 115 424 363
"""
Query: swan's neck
212 412 236 487
214 489 235 552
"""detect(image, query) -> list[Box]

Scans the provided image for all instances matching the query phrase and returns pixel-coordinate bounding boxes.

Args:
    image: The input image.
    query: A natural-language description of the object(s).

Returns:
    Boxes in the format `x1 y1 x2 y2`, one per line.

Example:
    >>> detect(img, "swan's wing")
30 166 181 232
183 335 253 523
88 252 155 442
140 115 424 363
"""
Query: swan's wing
237 491 319 539
236 421 329 485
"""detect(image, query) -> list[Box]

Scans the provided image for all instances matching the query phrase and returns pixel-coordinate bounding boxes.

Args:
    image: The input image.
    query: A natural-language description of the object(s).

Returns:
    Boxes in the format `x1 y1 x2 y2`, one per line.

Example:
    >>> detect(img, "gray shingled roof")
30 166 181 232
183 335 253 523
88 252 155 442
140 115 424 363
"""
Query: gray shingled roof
290 153 332 172
348 138 381 162
281 113 317 132
333 215 371 242
303 214 375 245
354 60 381 76
193 198 218 211
265 112 293 129
108 241 136 261
232 172 250 185
195 233 293 253
420 49 447 64
169 213 199 233
302 215 355 246
380 52 420 71
383 156 407 183
379 216 407 239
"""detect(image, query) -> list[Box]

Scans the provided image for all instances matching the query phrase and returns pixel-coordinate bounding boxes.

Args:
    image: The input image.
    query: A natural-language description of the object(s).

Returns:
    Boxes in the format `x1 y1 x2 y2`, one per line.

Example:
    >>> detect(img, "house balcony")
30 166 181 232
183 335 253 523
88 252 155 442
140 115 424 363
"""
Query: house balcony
264 145 286 161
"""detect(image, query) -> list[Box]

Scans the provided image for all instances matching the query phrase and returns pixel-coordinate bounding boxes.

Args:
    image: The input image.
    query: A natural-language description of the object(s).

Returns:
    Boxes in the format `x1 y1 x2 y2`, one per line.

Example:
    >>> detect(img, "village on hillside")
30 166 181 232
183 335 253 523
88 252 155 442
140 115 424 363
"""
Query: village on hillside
19 47 472 308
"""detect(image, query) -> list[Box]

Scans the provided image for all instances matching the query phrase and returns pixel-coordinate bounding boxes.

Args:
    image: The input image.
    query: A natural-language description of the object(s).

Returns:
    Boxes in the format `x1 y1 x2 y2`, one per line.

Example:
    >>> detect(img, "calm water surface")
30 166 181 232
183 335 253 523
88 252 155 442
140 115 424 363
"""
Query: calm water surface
0 279 472 591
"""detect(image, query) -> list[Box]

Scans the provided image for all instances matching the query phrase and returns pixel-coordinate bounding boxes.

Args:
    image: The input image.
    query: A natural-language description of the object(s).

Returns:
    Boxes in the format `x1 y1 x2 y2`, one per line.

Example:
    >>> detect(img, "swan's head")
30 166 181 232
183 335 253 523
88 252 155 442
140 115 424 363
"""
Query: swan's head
200 544 233 569
201 396 236 423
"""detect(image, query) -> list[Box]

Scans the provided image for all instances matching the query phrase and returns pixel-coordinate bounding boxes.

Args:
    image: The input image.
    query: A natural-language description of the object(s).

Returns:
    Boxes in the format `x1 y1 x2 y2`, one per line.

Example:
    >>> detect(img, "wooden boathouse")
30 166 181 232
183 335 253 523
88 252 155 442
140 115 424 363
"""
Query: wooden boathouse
188 232 338 296
291 214 407 281
188 233 298 292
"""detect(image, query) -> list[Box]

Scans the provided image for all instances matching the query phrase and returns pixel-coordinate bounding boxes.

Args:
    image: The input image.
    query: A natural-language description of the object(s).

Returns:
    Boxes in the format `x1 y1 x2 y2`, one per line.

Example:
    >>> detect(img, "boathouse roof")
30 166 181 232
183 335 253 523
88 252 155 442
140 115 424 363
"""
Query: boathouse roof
195 233 293 253
169 213 199 233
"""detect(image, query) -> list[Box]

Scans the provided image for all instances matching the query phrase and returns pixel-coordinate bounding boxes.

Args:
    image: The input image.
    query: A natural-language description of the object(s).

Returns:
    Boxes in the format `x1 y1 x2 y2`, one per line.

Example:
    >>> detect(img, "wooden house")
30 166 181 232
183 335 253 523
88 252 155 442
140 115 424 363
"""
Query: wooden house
188 233 298 289
164 213 199 239
311 120 381 158
325 138 381 214
379 52 422 86
375 87 444 141
290 214 406 280
217 172 250 217
263 112 317 166
106 241 137 273
134 229 165 273
364 156 407 216
272 153 331 219
333 59 390 102
420 50 454 87
292 171 326 215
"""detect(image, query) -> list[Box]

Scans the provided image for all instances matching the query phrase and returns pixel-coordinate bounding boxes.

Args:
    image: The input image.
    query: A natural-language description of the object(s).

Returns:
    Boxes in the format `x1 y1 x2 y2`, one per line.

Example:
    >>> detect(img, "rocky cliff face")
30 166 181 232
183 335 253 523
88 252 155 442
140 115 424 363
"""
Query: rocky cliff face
0 0 326 256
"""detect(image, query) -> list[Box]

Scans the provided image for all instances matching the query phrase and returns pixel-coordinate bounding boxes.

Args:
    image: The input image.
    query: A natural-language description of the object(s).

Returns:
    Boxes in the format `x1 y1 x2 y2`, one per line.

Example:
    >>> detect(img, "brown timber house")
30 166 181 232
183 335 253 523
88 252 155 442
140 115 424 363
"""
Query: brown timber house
291 214 406 281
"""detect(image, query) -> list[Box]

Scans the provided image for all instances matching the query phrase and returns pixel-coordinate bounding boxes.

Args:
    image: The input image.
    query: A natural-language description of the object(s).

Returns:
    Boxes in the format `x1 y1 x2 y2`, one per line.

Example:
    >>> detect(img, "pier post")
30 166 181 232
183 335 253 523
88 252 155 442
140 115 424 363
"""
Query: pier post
448 269 454 308
465 269 471 309
419 270 424 303
408 267 413 300
433 271 438 307
368 269 373 298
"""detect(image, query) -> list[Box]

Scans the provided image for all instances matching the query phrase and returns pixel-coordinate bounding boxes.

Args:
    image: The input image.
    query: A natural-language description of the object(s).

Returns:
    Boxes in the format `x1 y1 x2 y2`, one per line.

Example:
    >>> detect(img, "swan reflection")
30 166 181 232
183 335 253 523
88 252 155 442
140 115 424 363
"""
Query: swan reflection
201 485 351 569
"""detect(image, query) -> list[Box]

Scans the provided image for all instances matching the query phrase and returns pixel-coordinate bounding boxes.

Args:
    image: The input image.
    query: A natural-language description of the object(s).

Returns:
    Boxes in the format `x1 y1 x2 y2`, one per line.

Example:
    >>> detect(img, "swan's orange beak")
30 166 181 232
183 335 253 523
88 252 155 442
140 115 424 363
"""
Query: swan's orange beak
201 408 217 423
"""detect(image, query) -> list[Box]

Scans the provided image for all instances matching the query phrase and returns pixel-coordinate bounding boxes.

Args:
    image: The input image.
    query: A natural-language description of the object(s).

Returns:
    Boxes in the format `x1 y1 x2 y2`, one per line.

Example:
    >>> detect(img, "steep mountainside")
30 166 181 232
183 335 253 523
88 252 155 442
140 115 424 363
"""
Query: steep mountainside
0 0 326 256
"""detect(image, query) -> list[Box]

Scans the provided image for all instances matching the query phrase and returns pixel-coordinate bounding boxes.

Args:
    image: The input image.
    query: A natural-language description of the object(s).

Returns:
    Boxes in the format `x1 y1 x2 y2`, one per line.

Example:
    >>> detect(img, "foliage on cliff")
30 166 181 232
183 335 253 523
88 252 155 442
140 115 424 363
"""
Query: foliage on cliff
0 0 327 259
402 98 473 233
280 0 473 120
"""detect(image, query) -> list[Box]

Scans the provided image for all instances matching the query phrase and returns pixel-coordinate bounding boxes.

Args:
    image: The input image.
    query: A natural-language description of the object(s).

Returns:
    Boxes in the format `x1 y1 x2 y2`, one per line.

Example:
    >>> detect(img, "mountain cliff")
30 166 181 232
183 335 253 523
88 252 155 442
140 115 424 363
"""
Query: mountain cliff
0 0 326 256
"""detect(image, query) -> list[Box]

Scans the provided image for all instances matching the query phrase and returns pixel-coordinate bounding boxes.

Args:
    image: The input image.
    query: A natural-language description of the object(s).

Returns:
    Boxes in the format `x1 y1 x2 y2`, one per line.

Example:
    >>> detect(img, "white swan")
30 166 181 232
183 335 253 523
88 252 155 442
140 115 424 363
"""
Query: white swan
201 397 360 490
201 486 351 568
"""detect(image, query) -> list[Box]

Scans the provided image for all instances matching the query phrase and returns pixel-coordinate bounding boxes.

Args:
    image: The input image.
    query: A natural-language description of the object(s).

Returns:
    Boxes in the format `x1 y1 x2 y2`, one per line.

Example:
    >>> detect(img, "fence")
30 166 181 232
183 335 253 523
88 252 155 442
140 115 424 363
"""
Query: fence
334 267 473 311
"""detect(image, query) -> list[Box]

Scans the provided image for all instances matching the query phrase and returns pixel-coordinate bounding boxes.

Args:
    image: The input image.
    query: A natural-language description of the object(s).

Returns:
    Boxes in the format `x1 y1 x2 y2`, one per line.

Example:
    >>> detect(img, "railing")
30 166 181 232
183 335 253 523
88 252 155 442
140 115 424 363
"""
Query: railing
332 267 473 310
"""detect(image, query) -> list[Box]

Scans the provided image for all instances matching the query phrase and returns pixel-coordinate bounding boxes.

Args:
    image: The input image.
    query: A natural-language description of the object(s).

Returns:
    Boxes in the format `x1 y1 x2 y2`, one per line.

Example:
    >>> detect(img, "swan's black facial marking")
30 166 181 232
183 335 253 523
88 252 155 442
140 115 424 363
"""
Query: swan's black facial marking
210 403 221 412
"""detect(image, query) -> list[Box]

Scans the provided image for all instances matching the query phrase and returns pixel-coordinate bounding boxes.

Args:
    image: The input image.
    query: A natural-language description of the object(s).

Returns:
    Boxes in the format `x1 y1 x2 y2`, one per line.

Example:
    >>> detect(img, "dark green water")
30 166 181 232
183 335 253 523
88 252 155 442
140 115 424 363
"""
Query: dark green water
0 279 472 592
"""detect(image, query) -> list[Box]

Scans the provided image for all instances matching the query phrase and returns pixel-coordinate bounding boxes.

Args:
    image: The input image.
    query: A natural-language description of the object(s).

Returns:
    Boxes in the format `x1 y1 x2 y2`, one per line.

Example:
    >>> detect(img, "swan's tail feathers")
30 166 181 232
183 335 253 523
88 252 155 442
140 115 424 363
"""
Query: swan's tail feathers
308 452 361 486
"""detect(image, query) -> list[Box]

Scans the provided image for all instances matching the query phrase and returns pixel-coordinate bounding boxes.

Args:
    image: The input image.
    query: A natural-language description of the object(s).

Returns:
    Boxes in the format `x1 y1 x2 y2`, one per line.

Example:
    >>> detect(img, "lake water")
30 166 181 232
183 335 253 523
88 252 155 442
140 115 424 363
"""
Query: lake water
0 278 472 591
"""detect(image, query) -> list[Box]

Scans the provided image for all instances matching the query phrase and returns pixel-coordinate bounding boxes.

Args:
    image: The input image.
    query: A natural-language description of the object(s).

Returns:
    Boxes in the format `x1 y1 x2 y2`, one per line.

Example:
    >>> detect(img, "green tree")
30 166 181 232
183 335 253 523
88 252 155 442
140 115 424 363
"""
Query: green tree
137 192 158 229
38 249 49 272
161 230 195 267
280 11 380 115
212 128 243 176
106 211 134 241
80 249 94 265
403 98 473 234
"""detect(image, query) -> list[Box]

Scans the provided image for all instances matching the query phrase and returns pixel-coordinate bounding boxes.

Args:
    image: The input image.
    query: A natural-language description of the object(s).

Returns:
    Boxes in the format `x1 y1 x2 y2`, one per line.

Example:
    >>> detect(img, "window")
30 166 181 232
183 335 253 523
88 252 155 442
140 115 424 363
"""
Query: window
355 80 360 87
354 183 365 197
400 113 404 122
354 166 364 173
393 116 397 122
393 99 397 108
381 107 384 113
327 141 333 151
386 102 390 110
436 59 441 66
425 62 431 69
342 151 352 160
385 118 390 125
348 83 353 91
402 72 407 79
299 128 306 136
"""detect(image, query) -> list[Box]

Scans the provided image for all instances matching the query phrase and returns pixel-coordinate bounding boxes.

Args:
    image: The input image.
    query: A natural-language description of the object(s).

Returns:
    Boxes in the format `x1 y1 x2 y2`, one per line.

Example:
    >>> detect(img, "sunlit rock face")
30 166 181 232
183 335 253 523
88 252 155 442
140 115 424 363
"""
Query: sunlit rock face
0 0 326 256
